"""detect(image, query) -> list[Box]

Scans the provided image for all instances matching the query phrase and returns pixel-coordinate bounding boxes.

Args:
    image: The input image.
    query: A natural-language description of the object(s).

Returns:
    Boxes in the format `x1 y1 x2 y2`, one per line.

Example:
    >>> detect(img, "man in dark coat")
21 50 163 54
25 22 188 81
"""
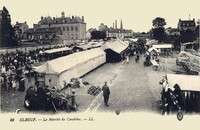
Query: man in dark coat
102 82 110 106
18 76 25 91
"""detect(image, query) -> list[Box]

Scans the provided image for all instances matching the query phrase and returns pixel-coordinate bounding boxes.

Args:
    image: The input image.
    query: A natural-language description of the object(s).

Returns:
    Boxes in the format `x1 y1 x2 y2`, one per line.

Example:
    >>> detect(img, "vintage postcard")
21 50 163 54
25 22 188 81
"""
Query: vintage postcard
0 0 200 129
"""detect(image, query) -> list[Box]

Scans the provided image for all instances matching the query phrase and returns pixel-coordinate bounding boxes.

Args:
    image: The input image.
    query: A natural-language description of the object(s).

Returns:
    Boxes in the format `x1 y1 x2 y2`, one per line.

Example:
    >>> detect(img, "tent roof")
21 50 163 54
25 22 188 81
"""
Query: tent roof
33 48 105 74
44 47 72 54
148 47 159 53
146 39 158 45
76 44 93 50
182 42 195 46
152 44 173 49
167 74 200 92
103 40 129 54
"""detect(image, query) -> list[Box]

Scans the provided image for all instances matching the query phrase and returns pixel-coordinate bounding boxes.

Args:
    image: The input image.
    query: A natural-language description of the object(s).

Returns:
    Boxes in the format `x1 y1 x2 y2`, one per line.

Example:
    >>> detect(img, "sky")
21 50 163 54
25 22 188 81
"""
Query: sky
1 0 200 32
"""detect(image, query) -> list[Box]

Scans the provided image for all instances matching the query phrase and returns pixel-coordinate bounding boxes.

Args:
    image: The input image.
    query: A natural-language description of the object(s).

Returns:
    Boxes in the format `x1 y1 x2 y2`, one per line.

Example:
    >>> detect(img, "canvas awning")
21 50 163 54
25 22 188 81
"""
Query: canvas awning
182 42 196 46
76 44 93 50
33 48 105 74
152 44 173 49
44 47 72 54
148 47 160 53
146 40 158 46
167 74 200 92
102 40 129 54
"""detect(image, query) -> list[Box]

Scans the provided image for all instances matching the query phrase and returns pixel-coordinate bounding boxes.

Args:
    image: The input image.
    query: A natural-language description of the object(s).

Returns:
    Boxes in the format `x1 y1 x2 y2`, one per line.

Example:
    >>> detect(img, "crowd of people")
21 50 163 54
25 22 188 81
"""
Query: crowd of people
24 85 77 112
0 44 72 92
0 43 85 112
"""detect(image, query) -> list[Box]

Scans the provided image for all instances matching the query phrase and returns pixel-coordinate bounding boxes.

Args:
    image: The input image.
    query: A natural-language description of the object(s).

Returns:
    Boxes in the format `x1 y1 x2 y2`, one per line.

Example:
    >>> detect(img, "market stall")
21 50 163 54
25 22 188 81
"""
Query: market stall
101 39 129 62
166 74 200 112
33 48 106 90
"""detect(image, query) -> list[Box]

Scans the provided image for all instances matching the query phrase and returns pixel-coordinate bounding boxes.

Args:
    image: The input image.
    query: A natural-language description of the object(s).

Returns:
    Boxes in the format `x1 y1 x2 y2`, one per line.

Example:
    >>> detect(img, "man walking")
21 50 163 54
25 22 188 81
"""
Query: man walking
102 82 110 106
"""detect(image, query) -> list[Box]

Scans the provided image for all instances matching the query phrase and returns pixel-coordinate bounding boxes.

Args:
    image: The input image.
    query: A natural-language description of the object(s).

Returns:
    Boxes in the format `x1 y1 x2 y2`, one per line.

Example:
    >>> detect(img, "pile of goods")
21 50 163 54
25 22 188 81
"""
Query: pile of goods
87 86 101 96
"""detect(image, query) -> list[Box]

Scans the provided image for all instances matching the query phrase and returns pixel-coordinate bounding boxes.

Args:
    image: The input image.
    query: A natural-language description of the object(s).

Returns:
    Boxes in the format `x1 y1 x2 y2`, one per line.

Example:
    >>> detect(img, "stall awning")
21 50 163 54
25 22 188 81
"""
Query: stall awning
182 42 195 46
102 40 129 54
44 47 72 54
33 48 105 74
148 47 160 53
167 74 200 92
146 40 158 46
152 44 173 49
76 44 93 50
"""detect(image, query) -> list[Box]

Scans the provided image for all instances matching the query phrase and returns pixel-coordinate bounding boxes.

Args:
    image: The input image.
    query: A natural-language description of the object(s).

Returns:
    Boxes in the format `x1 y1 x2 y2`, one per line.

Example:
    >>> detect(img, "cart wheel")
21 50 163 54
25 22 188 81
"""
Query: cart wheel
177 111 183 121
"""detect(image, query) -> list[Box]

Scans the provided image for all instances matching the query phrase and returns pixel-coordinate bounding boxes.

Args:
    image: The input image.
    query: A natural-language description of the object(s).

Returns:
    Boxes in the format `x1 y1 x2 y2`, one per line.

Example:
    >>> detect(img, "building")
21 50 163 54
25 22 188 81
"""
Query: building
14 21 29 40
98 23 109 31
106 20 132 39
0 6 16 47
165 27 180 36
37 12 86 40
133 32 149 38
178 19 196 31
26 27 62 44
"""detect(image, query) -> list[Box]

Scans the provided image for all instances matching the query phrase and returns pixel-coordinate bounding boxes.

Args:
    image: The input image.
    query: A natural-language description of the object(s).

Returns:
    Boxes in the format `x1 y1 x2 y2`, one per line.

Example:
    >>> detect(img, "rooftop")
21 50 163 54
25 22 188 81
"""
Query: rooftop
38 13 85 25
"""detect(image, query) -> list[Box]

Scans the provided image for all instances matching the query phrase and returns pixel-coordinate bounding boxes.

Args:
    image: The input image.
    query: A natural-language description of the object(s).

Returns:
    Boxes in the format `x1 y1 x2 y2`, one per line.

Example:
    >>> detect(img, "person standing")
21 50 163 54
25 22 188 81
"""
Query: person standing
12 79 17 91
102 82 110 106
126 55 129 64
18 76 25 92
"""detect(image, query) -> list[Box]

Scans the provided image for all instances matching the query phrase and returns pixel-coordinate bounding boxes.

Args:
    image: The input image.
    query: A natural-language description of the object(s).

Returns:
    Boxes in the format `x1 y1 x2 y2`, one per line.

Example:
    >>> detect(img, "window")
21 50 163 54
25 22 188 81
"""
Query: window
63 26 65 31
75 26 78 31
66 26 69 31
71 26 74 31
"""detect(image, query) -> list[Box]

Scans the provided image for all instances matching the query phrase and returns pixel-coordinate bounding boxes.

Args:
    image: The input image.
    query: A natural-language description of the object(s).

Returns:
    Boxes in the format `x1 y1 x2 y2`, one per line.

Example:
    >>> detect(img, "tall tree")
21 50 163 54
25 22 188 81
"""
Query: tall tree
91 31 106 39
152 17 166 28
152 17 166 42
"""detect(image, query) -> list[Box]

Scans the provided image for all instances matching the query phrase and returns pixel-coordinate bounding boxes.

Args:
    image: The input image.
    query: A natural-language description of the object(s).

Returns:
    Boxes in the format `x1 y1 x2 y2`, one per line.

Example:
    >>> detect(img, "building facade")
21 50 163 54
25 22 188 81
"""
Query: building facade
37 12 86 40
14 21 29 40
178 19 196 31
26 27 62 44
106 20 132 39
165 27 180 36
98 23 109 31
0 6 16 47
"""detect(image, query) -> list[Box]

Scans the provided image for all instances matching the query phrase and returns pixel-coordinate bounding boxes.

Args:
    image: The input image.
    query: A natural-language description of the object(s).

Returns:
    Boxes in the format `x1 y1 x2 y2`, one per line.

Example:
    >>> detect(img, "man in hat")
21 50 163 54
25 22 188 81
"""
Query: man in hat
102 82 110 106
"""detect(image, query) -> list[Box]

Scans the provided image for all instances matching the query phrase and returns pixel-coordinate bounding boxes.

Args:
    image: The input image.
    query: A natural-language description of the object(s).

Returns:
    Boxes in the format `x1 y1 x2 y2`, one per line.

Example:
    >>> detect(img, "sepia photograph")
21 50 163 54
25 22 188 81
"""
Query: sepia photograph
0 0 200 129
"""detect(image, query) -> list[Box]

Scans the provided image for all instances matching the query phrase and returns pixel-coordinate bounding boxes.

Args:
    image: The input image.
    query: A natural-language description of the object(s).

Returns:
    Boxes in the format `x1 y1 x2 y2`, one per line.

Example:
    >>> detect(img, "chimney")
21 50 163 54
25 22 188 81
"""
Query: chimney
120 19 123 30
41 16 44 20
72 16 74 19
113 22 114 29
82 16 84 22
115 20 117 29
25 21 27 24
